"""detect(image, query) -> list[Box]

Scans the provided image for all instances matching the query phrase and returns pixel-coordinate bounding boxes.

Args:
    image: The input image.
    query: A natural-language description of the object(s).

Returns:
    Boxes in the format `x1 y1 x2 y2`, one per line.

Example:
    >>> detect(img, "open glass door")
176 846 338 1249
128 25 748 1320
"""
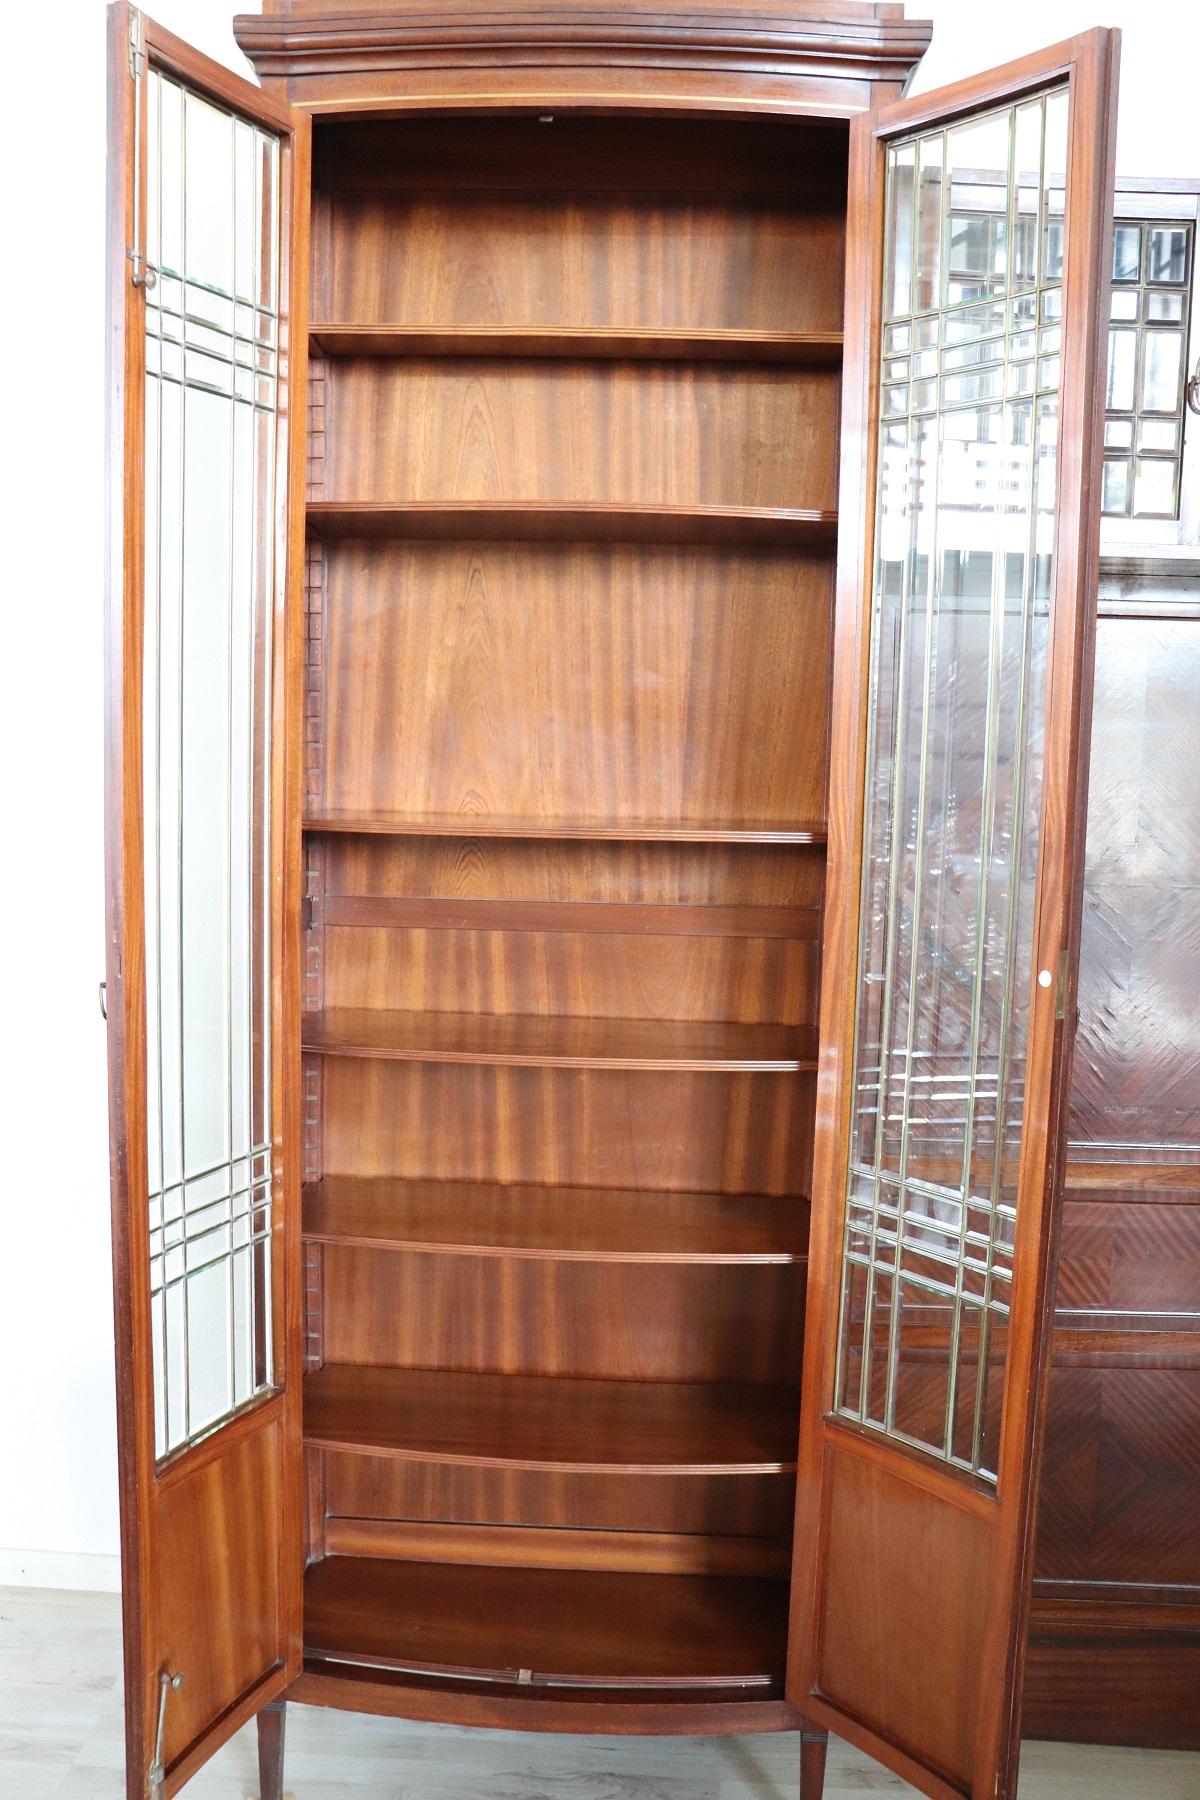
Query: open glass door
789 30 1118 1800
105 7 308 1794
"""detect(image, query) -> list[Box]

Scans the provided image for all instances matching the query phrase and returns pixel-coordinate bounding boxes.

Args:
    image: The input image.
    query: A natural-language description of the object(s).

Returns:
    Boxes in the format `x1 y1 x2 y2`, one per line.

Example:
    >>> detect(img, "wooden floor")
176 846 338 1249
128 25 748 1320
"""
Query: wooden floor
4 1586 1198 1800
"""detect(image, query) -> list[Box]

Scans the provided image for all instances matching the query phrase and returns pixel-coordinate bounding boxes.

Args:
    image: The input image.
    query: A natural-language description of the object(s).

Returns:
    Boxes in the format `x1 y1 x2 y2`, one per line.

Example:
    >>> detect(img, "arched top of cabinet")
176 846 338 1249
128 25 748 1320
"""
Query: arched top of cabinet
233 0 934 117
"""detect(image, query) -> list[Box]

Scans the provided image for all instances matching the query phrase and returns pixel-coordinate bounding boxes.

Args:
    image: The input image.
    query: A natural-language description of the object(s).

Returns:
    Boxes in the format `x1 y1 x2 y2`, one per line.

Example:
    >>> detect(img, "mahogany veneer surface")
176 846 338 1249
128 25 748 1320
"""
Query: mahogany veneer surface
303 1555 790 1688
305 812 828 845
310 325 845 363
303 1177 810 1262
302 1007 818 1070
304 1364 800 1473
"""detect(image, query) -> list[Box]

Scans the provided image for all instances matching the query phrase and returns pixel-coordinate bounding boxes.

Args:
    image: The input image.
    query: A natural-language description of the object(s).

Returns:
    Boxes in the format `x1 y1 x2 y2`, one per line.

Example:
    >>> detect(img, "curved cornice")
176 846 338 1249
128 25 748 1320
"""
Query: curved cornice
233 6 934 88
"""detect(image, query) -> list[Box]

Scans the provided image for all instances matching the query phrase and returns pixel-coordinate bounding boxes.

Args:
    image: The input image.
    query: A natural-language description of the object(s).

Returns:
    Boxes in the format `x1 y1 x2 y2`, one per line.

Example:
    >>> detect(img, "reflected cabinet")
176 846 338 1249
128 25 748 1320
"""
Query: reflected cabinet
104 8 1123 1800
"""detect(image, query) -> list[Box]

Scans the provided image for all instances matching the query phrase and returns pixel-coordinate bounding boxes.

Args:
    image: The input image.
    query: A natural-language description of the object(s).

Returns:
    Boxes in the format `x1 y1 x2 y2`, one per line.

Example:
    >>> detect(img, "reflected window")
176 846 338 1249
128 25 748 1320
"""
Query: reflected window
1103 217 1194 520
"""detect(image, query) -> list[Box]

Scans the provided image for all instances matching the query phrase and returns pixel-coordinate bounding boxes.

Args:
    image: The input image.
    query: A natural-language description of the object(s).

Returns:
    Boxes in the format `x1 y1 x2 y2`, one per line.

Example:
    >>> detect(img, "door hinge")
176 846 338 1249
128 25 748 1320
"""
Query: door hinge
147 1667 184 1800
129 8 146 80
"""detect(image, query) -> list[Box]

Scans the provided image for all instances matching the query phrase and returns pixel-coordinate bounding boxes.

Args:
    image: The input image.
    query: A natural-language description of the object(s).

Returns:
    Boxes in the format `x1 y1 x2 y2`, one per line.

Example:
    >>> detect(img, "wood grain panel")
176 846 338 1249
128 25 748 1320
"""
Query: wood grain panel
155 1420 285 1768
322 923 817 1025
319 195 846 332
322 1516 790 1577
1023 1607 1200 1750
303 1555 789 1688
815 1440 990 1793
1053 1194 1200 1318
312 115 851 201
303 1176 810 1262
303 1008 818 1070
319 1248 805 1382
305 1364 800 1471
318 543 832 826
322 361 839 510
1034 1365 1200 1589
322 1450 795 1540
321 836 827 909
311 324 845 363
320 1063 812 1196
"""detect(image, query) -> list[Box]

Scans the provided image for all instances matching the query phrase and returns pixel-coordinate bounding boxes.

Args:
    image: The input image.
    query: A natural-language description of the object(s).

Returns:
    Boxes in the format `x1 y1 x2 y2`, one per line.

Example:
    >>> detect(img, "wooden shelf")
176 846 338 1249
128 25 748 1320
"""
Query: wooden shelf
310 323 844 365
303 810 827 845
304 1555 789 1689
301 1008 818 1071
304 1364 800 1474
303 1177 809 1264
306 500 839 549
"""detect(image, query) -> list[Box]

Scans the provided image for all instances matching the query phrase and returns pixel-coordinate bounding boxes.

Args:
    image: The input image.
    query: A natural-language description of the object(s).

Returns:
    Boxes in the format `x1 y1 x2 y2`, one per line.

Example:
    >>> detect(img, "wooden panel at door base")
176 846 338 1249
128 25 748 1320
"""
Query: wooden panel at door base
813 1439 988 1792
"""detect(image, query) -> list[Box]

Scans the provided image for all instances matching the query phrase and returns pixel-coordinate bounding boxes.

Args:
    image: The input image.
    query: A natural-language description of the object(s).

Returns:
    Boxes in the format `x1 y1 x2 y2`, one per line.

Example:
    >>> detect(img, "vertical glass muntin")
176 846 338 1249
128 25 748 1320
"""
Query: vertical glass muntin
141 66 281 1460
834 90 1069 1483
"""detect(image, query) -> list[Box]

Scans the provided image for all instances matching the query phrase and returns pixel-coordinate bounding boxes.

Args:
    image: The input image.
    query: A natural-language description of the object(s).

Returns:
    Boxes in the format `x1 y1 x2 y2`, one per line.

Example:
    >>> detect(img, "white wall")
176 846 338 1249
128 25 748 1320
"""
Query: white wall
0 0 1195 1588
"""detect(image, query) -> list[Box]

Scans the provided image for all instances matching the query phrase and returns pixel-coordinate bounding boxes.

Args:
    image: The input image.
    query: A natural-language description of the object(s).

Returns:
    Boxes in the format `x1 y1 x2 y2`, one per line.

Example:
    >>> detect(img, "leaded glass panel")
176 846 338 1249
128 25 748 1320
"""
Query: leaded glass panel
141 69 281 1460
834 92 1068 1483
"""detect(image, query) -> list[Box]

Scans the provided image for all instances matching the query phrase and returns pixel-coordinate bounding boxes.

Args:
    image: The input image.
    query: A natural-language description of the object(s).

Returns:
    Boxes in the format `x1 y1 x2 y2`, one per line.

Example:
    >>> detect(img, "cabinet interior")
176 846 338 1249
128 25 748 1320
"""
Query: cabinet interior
300 110 849 1695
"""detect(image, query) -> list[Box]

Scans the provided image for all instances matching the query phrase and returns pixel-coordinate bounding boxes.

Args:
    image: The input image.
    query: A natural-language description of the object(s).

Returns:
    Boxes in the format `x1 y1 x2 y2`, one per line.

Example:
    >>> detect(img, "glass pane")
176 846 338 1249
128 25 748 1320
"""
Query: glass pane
945 112 1010 305
1146 290 1184 323
141 69 281 1461
1101 219 1191 522
1142 331 1183 411
1134 458 1177 515
835 90 1070 1483
1106 329 1136 410
1112 223 1141 282
1102 459 1131 513
1147 225 1190 284
1138 418 1178 452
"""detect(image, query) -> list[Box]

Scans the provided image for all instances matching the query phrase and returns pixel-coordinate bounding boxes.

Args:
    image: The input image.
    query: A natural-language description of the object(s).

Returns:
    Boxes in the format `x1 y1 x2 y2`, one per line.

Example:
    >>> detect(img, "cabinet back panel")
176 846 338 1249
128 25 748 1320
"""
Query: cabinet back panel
320 1248 804 1382
317 543 832 824
321 361 839 510
321 837 827 909
313 116 850 199
318 194 845 334
322 923 817 1025
323 1450 795 1540
321 1062 812 1196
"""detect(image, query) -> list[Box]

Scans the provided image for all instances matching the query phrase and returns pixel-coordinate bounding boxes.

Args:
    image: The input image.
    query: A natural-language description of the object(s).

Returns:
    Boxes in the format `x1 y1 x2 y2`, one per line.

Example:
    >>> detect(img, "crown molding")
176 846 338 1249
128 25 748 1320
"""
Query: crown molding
233 5 934 90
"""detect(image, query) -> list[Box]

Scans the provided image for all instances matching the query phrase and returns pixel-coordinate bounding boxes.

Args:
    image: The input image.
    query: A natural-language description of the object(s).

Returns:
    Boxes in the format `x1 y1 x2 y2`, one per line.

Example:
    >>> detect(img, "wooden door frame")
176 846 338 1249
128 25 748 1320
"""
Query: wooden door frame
788 29 1120 1800
104 7 310 1792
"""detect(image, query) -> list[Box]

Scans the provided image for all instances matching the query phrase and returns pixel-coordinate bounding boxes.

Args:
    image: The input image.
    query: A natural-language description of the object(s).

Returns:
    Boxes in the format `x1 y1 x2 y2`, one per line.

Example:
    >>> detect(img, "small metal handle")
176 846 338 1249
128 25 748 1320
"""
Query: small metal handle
1188 355 1200 417
99 980 107 1022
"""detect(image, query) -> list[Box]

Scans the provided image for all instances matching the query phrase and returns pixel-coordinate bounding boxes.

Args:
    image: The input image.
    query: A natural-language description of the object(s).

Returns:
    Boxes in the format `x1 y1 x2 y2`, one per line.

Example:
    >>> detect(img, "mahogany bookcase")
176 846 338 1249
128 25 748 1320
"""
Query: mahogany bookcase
104 7 1121 1799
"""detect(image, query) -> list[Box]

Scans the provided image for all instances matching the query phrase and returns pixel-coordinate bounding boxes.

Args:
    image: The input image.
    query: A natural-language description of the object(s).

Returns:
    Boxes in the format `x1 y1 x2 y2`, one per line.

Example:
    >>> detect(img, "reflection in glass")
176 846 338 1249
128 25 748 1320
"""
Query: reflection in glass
1102 217 1193 520
1148 226 1190 284
142 69 281 1459
1142 332 1183 412
1112 223 1141 282
833 91 1069 1482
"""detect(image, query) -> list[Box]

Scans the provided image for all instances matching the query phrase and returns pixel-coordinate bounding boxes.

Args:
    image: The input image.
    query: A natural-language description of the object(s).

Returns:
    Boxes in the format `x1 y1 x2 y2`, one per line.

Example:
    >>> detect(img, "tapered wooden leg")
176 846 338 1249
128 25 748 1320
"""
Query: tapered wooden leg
800 1717 829 1800
255 1699 286 1800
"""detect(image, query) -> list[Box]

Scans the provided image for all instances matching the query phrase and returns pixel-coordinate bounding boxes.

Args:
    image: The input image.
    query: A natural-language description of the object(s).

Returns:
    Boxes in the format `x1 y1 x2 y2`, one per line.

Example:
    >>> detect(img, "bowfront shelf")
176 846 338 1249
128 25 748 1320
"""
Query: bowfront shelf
306 500 839 548
303 1176 809 1265
304 1555 789 1690
303 810 828 845
300 1008 818 1072
304 1363 800 1475
309 323 845 365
